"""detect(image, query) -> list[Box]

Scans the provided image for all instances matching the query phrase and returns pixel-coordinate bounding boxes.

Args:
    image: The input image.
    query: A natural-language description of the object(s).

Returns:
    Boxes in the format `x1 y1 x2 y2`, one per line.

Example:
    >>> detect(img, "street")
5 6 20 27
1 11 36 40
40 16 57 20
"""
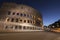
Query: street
0 31 60 40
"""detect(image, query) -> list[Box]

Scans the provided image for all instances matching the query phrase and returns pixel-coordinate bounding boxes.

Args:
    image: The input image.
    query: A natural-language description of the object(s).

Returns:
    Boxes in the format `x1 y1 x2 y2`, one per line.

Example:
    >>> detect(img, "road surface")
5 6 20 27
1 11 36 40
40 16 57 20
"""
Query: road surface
0 31 60 40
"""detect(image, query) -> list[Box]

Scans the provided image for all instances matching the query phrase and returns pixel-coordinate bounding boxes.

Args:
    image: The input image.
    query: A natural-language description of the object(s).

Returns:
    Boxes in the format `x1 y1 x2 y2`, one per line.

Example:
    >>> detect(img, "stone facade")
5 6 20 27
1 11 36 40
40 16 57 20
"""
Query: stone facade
0 3 43 32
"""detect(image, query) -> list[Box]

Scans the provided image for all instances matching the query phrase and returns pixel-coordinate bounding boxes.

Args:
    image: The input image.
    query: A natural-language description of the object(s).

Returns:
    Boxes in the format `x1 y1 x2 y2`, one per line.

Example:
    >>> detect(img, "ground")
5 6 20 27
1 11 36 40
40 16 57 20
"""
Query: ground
0 31 60 40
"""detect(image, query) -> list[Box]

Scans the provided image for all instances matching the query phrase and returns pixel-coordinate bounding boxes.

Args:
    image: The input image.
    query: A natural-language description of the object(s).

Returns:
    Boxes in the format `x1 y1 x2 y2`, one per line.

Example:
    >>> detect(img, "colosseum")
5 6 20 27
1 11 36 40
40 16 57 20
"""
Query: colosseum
0 3 43 32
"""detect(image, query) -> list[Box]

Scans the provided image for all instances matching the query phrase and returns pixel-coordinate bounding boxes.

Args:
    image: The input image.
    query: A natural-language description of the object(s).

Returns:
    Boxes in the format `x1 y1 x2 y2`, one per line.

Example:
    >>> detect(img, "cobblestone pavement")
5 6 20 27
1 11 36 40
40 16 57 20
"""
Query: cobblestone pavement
0 31 60 40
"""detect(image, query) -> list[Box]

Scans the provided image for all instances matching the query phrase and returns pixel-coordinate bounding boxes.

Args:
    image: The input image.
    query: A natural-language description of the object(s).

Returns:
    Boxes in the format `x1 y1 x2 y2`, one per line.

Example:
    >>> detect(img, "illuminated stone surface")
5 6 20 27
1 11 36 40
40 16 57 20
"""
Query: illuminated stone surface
0 3 43 32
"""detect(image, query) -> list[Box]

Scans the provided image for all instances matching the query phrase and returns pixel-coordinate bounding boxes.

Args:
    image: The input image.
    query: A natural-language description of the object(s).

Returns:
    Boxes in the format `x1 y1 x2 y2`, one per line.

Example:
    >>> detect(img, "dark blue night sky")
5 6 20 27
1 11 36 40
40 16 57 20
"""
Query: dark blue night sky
0 0 60 26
